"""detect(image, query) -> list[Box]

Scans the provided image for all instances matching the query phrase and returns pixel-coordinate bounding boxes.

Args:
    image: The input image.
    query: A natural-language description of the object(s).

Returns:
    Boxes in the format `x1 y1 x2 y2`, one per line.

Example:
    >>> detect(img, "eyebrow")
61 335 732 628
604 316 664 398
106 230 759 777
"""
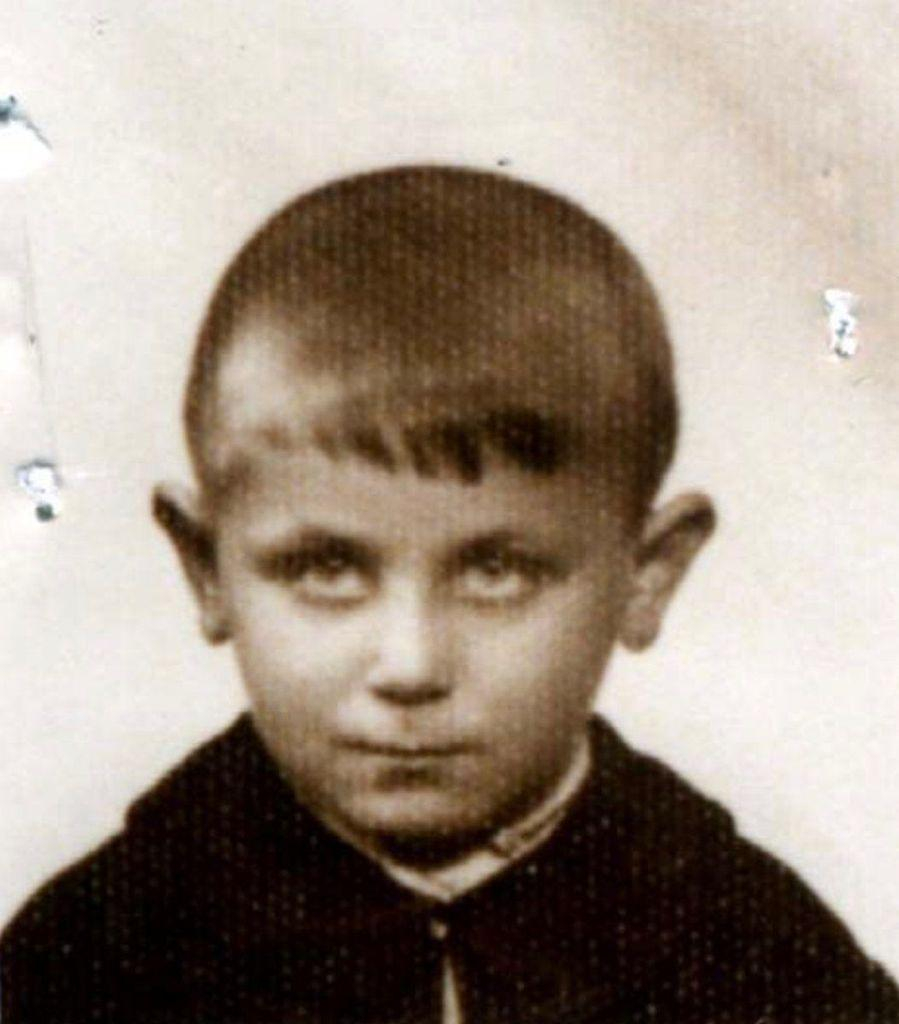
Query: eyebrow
450 530 539 557
251 524 567 569
249 527 375 573
450 532 576 582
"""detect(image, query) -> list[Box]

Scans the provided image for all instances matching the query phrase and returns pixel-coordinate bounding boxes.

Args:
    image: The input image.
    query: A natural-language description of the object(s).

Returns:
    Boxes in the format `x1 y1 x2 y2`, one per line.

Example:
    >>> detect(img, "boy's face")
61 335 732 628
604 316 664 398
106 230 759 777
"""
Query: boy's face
210 438 631 849
158 338 713 858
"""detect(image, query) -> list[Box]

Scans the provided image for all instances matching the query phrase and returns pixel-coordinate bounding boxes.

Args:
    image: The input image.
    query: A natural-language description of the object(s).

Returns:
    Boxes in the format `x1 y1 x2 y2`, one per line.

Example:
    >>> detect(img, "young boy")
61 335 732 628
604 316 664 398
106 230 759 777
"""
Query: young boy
2 166 896 1024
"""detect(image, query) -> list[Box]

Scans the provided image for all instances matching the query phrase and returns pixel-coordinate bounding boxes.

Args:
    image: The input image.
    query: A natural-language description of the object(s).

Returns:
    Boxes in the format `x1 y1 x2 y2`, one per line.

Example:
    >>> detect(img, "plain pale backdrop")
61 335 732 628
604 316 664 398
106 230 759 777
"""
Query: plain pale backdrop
1 0 897 974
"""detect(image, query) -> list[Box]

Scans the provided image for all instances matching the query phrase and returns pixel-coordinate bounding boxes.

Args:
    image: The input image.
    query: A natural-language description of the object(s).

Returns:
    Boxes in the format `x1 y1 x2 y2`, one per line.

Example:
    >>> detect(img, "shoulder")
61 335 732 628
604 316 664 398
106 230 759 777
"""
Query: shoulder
0 715 279 1020
584 714 899 1021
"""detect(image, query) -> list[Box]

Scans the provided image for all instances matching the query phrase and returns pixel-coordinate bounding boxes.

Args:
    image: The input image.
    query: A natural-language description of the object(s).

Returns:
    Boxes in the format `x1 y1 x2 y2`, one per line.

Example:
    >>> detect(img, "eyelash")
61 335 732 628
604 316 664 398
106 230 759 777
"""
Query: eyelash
265 546 369 581
263 544 561 606
457 549 552 580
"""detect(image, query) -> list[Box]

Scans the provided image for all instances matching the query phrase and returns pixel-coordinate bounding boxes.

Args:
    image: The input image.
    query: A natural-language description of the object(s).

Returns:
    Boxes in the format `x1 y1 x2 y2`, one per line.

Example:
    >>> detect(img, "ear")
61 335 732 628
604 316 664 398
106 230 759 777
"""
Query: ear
619 492 716 653
152 482 231 644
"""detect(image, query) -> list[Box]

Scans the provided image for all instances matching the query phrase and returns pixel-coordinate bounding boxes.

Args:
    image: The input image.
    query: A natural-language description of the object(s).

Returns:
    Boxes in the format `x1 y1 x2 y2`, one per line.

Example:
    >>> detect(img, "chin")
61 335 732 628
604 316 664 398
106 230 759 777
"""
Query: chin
344 790 498 851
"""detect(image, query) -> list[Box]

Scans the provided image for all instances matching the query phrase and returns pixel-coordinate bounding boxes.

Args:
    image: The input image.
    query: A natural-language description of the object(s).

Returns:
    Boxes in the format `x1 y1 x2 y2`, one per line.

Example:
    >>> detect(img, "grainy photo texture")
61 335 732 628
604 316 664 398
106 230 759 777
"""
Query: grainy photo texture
2 166 897 1023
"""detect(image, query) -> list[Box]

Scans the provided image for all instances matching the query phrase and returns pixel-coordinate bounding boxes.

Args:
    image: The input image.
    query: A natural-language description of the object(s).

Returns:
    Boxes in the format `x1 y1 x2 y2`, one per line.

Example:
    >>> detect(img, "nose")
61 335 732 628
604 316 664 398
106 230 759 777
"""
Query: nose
365 583 451 705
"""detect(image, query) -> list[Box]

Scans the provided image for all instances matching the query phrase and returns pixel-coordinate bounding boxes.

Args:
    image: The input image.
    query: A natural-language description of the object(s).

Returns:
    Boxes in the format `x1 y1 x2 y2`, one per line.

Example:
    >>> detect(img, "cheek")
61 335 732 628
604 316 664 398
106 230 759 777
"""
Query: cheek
468 583 617 724
225 578 364 716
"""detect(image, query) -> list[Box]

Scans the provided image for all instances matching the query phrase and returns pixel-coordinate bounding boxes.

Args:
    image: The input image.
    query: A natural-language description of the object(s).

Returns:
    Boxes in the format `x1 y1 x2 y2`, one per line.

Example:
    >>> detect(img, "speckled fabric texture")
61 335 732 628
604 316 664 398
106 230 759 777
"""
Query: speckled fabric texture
3 714 896 1023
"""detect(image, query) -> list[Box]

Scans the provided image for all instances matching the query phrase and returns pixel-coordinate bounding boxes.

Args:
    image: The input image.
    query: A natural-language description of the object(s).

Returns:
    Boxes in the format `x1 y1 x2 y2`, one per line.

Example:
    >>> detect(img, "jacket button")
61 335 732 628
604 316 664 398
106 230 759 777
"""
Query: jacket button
429 917 449 941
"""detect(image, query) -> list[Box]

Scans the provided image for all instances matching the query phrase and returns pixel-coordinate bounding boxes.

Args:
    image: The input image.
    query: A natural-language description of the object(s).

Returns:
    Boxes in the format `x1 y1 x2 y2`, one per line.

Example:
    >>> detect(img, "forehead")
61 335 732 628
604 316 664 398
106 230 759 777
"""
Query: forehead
206 328 635 545
218 440 616 555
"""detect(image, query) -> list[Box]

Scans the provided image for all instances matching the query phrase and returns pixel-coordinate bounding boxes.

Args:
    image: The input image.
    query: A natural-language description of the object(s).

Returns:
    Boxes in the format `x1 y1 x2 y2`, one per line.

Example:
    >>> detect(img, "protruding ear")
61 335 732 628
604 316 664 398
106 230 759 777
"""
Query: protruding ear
152 482 231 644
619 492 716 652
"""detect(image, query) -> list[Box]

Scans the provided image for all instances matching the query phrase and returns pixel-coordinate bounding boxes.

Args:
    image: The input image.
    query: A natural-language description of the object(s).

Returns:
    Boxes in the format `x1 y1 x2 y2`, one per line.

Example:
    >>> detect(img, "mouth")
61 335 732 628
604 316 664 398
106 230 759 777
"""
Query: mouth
339 738 473 758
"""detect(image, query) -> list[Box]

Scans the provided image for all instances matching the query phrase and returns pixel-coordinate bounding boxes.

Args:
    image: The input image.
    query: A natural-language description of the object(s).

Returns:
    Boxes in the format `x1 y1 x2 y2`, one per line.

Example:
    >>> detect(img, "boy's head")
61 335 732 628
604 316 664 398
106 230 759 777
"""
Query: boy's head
155 166 714 860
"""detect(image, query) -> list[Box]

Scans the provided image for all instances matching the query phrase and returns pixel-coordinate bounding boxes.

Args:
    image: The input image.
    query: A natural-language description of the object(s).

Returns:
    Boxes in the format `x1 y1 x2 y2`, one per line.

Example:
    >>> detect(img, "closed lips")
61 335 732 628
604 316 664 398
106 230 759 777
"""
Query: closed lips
340 739 471 756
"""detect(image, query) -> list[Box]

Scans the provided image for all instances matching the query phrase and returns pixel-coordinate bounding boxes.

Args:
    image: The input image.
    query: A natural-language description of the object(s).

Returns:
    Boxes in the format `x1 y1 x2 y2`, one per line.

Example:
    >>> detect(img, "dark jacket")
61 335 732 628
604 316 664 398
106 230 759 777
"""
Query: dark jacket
2 714 897 1024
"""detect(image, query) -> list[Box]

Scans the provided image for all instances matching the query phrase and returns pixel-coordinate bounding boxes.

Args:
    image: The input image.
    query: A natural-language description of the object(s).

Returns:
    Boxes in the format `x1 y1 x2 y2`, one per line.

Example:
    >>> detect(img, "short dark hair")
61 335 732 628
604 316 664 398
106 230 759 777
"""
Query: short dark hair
185 165 677 519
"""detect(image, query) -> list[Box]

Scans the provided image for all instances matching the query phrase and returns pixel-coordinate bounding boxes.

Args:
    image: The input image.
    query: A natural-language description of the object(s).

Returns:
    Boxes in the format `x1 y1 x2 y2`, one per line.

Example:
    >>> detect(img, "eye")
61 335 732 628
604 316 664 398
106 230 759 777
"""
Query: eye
294 553 370 604
453 544 555 606
259 539 375 606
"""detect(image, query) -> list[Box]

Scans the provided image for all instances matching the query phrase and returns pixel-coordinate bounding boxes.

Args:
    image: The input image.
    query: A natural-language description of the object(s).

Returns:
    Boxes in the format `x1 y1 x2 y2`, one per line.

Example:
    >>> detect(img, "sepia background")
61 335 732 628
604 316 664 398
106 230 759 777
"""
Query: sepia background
2 1 897 972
